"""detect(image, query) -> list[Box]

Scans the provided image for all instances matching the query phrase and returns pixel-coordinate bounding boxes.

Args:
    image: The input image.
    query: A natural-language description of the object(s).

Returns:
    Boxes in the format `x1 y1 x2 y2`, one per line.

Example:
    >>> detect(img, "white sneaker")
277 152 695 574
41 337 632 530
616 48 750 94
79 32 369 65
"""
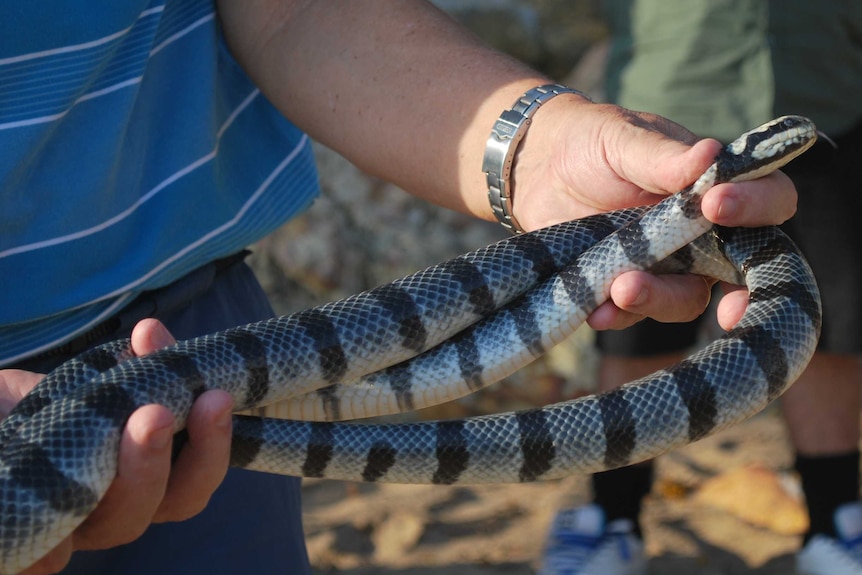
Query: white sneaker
537 504 647 575
798 501 862 574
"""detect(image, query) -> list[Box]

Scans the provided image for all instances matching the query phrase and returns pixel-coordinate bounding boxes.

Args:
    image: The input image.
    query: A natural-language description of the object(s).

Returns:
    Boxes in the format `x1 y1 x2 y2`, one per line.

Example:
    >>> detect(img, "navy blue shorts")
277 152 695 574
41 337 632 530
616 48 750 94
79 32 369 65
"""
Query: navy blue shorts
15 257 311 575
597 120 862 357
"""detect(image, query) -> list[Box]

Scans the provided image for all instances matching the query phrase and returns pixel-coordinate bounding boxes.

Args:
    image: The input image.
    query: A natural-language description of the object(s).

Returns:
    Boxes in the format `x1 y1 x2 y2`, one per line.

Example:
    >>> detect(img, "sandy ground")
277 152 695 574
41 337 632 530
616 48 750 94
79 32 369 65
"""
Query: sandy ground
301 405 814 575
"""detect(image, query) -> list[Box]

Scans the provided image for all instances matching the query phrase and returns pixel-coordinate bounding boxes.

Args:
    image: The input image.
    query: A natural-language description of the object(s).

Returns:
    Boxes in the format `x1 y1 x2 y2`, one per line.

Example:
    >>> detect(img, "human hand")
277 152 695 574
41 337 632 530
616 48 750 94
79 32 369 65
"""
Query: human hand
509 99 798 330
1 319 233 575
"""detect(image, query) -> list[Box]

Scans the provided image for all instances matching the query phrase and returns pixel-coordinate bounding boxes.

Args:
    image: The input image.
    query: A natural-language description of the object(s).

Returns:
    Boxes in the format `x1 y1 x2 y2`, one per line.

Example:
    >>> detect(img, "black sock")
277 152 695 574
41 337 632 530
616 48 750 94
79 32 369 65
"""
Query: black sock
795 450 860 544
592 462 654 538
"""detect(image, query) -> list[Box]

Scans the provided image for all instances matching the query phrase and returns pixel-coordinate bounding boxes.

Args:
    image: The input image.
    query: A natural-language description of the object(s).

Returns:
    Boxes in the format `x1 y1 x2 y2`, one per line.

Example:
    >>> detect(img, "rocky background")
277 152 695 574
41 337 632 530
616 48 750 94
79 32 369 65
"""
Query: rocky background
247 2 813 573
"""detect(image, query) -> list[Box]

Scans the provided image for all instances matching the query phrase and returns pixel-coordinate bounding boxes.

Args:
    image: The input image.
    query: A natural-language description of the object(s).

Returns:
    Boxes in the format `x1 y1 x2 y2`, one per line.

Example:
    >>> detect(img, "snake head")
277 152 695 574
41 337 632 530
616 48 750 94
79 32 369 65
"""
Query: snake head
716 115 818 183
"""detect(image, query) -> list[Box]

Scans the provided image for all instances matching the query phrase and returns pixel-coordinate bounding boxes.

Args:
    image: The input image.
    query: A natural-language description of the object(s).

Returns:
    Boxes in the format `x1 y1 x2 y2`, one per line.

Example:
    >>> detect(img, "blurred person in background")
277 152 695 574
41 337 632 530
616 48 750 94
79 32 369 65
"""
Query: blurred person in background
539 2 862 574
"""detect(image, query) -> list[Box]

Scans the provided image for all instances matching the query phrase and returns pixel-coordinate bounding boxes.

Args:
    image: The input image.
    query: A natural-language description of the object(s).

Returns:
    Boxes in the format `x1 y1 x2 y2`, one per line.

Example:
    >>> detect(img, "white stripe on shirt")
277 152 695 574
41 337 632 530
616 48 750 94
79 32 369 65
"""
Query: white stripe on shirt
0 89 262 259
0 5 166 66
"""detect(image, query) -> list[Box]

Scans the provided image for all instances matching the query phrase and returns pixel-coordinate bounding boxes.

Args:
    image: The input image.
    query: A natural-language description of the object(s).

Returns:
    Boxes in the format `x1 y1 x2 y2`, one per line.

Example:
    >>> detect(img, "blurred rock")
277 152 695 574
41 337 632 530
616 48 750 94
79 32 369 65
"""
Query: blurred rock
372 512 426 562
432 0 608 81
693 465 808 536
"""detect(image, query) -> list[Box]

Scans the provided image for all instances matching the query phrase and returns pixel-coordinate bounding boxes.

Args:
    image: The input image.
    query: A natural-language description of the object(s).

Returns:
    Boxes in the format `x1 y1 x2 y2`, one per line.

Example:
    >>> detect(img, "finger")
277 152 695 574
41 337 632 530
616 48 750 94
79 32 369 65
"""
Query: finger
130 318 176 355
153 390 233 523
0 370 46 418
715 286 750 331
589 271 713 329
701 170 797 227
18 537 72 575
605 113 722 196
586 302 645 332
72 405 175 550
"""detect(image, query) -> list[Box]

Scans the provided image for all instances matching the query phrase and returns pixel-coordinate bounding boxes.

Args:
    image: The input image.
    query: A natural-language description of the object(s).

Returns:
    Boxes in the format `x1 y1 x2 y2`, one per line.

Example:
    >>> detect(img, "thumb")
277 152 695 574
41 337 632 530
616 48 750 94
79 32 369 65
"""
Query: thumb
130 319 176 356
613 135 722 197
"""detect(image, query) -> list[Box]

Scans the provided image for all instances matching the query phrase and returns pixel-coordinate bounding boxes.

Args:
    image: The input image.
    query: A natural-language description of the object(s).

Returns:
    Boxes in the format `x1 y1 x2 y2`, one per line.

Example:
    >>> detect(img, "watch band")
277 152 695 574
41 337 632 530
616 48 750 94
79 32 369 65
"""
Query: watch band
482 83 590 233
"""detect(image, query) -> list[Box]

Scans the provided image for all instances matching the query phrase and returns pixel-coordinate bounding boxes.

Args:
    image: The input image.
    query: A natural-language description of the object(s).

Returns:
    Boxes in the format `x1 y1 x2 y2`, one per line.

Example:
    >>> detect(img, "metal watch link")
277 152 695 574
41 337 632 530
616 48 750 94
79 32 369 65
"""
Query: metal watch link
482 83 589 233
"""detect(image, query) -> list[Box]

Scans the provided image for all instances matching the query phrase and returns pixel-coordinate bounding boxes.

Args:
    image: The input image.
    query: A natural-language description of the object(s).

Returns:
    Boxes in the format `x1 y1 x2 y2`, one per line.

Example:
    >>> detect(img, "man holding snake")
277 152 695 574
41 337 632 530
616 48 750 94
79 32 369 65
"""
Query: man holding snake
0 2 798 574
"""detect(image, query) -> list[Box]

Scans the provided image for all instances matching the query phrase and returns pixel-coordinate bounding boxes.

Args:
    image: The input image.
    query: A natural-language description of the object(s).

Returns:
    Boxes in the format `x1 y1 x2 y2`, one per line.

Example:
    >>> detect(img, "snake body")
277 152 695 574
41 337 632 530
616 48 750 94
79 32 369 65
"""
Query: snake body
0 116 820 572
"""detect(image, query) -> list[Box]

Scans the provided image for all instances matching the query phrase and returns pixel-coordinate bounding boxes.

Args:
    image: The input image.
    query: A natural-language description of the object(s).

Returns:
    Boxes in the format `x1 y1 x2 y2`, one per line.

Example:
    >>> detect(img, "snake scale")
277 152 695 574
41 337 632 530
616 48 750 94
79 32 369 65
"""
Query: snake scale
0 116 821 572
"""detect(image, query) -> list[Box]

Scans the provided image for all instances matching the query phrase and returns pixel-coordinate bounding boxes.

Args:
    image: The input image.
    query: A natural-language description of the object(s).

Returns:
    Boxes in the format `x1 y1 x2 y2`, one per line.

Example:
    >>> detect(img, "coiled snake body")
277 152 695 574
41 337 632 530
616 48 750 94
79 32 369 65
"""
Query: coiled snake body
0 116 821 572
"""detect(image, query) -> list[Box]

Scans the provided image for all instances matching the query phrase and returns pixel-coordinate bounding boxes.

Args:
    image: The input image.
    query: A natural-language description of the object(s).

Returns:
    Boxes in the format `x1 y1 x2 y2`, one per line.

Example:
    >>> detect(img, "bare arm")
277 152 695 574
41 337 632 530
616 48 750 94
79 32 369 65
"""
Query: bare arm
216 0 556 220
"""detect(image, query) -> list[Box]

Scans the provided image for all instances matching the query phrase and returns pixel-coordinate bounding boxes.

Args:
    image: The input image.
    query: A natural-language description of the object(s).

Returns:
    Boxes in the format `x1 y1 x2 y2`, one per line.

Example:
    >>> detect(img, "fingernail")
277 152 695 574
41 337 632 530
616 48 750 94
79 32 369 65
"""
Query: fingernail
631 286 648 307
149 424 174 451
717 196 738 221
151 321 174 348
215 408 232 431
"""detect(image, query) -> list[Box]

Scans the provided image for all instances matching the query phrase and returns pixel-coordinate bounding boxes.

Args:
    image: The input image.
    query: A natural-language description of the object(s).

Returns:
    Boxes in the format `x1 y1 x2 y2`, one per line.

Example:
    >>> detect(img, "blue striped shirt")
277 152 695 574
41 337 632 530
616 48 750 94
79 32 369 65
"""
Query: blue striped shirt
0 0 319 365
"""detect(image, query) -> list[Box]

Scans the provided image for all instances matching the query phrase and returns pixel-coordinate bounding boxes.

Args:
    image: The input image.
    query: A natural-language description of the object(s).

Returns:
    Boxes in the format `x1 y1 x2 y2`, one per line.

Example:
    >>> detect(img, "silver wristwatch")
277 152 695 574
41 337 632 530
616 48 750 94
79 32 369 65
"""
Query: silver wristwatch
482 83 589 233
